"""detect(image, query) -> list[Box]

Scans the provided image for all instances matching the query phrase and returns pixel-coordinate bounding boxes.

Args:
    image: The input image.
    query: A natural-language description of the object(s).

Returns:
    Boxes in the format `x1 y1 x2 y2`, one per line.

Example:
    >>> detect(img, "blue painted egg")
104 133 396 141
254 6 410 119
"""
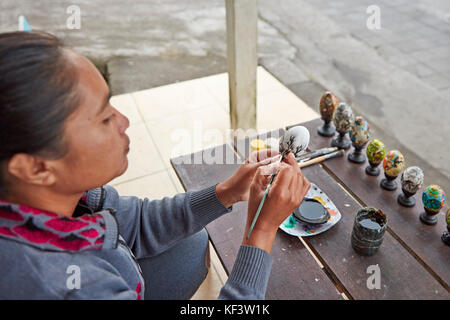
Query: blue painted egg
422 185 446 213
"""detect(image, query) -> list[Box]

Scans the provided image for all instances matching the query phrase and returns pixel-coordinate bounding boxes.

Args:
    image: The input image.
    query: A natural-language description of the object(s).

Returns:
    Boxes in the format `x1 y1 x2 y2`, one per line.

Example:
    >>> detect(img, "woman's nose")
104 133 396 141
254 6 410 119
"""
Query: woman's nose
115 108 130 134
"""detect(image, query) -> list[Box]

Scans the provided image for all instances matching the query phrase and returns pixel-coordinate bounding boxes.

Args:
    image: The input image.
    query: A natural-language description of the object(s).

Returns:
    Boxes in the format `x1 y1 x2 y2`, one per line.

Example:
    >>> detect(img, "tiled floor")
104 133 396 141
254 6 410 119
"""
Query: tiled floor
108 66 320 299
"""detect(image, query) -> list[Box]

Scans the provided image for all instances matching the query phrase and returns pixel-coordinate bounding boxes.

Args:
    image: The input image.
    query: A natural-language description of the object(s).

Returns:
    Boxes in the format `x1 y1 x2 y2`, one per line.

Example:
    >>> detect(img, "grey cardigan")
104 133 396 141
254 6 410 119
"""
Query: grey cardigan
0 183 273 299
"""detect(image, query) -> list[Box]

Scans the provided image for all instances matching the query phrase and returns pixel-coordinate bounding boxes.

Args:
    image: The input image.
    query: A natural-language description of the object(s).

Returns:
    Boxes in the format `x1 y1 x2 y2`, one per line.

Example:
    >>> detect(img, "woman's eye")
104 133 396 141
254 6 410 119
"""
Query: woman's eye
103 114 115 124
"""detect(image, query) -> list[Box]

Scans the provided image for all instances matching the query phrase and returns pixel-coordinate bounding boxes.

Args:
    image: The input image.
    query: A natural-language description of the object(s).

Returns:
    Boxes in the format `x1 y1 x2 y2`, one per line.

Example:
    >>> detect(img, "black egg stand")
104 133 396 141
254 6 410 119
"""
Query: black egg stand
321 119 448 246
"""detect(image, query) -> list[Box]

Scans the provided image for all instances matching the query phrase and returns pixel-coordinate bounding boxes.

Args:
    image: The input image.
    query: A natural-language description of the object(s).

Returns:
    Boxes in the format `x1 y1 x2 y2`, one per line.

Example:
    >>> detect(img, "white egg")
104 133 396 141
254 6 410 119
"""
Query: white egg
265 137 280 150
279 126 310 158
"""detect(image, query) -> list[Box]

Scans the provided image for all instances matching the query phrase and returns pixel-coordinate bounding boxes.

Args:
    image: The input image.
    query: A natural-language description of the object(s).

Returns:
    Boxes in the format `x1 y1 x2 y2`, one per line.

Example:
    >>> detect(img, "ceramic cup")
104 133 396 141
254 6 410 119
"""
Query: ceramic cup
351 207 387 256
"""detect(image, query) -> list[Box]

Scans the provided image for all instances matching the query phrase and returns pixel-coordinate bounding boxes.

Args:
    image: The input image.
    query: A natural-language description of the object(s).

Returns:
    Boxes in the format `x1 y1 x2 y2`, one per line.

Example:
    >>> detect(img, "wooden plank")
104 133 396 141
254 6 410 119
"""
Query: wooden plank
233 131 449 299
226 0 258 131
170 143 241 191
205 201 342 300
301 164 448 299
171 144 342 299
292 118 450 291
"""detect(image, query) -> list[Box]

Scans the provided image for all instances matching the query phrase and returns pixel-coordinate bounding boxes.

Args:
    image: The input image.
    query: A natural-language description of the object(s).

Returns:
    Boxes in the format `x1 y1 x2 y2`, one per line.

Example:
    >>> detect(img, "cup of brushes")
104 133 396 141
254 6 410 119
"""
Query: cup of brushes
246 126 310 240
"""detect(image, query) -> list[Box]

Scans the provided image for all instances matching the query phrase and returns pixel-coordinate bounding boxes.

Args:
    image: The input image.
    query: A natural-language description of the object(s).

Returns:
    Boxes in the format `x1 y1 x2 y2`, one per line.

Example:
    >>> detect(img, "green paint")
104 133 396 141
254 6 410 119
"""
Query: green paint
283 215 296 228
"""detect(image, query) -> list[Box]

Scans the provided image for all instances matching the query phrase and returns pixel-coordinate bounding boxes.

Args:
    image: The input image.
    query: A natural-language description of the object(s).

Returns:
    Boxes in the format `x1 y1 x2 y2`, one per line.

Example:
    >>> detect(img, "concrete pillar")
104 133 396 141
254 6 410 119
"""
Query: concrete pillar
225 0 258 133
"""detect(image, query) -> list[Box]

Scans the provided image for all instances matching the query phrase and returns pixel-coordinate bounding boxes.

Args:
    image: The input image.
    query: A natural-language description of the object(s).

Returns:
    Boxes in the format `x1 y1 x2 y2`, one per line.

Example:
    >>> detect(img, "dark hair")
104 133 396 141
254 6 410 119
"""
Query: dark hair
0 31 80 197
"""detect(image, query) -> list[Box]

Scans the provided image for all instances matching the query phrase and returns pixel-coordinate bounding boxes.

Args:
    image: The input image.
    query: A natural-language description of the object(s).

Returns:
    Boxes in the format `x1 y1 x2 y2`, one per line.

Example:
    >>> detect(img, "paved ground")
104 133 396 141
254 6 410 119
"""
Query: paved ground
1 0 449 191
308 0 450 97
257 0 450 191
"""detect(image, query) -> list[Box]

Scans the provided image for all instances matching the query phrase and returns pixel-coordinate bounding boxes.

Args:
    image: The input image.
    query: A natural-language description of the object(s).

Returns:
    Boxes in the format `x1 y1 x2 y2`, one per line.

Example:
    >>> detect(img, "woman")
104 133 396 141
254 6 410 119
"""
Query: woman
0 31 310 299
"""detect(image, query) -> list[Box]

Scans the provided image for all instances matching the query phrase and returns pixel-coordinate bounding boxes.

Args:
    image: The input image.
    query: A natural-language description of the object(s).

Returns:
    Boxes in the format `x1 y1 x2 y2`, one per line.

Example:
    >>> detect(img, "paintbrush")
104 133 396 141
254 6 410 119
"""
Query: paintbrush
246 126 310 240
298 149 345 168
296 146 338 162
246 152 285 240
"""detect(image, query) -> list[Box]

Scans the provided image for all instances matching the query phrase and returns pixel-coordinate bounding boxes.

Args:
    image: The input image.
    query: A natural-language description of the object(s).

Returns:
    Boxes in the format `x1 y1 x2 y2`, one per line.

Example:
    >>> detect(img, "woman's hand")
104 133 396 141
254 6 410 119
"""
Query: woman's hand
216 149 281 208
243 152 310 253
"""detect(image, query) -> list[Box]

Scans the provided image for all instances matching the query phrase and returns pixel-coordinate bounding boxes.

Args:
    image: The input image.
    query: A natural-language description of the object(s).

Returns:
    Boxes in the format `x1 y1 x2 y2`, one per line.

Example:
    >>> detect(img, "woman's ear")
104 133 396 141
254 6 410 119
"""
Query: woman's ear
7 153 56 187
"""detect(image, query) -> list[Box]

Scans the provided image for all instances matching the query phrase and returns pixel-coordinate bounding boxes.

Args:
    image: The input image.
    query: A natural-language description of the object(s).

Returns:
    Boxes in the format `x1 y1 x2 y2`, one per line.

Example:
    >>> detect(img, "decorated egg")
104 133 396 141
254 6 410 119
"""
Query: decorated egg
332 102 354 133
422 185 446 213
446 209 450 227
319 92 338 121
279 126 310 158
349 116 371 147
366 139 386 166
382 150 405 177
400 166 424 194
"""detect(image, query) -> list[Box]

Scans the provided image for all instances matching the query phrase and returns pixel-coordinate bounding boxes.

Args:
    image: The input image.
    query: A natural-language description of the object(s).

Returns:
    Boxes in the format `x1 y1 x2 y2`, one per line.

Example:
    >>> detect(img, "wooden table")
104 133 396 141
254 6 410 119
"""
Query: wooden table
171 118 450 300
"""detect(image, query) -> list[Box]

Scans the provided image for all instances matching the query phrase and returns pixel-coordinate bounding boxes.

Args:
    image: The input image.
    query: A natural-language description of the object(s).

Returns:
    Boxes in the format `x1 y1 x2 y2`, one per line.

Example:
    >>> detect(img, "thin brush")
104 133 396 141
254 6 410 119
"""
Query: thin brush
296 147 338 163
246 151 286 240
246 125 310 241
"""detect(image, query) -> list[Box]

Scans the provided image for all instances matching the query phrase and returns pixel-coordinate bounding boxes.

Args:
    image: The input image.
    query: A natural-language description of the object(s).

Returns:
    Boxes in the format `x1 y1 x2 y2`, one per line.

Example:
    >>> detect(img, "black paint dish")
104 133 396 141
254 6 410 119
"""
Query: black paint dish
293 198 330 225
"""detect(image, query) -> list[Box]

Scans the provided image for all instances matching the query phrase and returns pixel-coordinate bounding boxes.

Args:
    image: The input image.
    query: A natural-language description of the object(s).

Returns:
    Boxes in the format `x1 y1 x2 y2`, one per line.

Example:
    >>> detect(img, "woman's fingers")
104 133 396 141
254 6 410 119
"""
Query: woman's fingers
298 172 311 202
282 153 310 204
252 151 308 205
247 148 280 164
257 149 280 162
259 154 282 166
253 167 269 186
257 159 285 176
285 152 300 172
251 165 278 192
270 163 293 197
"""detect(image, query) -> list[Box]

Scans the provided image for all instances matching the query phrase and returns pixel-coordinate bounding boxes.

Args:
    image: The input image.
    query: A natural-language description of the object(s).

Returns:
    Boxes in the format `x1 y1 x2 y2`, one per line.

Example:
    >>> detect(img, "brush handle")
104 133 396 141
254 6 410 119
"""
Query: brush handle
296 147 338 162
246 154 284 240
298 150 344 168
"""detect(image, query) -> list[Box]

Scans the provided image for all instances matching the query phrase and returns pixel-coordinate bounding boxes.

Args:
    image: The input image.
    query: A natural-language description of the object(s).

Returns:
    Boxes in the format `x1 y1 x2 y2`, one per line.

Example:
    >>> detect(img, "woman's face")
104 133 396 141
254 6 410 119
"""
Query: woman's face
52 50 130 193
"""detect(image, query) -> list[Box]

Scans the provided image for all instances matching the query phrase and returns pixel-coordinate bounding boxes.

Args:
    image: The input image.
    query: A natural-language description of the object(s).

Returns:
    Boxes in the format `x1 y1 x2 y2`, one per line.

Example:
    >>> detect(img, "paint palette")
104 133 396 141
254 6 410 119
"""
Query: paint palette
280 183 341 237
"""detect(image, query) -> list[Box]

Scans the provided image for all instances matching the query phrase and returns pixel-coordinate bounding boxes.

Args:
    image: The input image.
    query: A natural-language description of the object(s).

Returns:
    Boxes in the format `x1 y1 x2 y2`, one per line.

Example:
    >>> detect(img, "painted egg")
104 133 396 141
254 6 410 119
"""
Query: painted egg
401 166 424 194
422 185 446 213
366 139 386 165
279 126 310 158
349 116 371 147
446 209 450 227
332 102 354 133
319 91 338 121
382 150 405 177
